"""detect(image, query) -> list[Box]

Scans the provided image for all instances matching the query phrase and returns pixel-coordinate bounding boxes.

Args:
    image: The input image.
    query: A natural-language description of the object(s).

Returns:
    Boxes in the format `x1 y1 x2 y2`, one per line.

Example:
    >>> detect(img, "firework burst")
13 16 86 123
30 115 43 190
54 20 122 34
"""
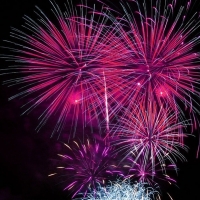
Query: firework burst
81 179 158 200
1 0 123 137
48 138 120 198
107 0 200 125
111 101 189 168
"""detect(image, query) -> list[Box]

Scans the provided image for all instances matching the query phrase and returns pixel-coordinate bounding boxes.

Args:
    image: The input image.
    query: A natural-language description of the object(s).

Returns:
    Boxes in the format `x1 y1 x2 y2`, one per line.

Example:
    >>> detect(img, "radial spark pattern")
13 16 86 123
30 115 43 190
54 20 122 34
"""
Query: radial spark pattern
111 101 189 167
109 0 200 124
2 1 123 137
49 139 119 198
2 0 200 198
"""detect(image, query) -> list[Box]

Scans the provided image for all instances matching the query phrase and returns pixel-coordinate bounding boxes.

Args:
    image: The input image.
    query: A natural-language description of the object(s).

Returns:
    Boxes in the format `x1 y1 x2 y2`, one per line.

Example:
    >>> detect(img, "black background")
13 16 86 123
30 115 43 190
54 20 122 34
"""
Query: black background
0 0 200 199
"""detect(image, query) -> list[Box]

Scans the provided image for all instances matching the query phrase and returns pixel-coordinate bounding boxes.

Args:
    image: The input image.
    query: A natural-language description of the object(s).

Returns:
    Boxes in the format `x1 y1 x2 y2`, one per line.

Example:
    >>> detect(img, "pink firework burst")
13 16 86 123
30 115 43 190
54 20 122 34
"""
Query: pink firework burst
48 138 120 198
111 101 189 168
2 1 122 137
109 0 200 126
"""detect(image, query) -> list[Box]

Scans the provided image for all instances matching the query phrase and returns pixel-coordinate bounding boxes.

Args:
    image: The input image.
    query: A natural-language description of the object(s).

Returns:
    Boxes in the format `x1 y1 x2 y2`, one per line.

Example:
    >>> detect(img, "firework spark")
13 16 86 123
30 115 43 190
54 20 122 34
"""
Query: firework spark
121 155 177 186
1 0 123 137
81 179 158 200
107 0 200 126
111 101 189 168
49 138 120 198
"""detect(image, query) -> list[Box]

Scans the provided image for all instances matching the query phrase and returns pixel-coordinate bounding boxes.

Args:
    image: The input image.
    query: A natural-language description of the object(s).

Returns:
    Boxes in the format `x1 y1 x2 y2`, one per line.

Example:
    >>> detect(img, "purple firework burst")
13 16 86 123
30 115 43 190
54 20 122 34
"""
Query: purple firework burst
49 138 120 198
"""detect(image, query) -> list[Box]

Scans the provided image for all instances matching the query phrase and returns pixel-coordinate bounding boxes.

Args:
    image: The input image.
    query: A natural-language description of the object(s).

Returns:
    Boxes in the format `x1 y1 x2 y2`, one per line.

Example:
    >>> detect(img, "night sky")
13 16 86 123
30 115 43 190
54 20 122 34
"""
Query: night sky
0 0 200 200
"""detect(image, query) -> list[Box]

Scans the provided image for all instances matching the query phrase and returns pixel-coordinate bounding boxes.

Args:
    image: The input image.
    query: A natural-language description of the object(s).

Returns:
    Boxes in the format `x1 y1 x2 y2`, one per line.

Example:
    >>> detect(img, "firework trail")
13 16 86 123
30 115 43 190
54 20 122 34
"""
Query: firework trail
1 0 124 138
106 0 200 129
81 179 158 200
111 101 189 168
121 155 177 186
48 138 120 198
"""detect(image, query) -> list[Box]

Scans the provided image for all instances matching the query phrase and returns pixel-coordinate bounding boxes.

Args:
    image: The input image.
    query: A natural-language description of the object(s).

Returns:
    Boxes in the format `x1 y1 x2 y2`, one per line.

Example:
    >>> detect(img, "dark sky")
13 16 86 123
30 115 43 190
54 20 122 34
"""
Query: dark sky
0 0 200 200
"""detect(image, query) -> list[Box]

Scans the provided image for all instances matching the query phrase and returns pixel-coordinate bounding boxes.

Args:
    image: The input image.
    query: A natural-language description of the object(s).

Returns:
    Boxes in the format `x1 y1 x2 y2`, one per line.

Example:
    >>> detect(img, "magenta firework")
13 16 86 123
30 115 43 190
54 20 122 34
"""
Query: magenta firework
2 0 200 198
121 155 177 186
111 101 189 168
108 0 200 124
2 1 123 137
49 139 119 198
